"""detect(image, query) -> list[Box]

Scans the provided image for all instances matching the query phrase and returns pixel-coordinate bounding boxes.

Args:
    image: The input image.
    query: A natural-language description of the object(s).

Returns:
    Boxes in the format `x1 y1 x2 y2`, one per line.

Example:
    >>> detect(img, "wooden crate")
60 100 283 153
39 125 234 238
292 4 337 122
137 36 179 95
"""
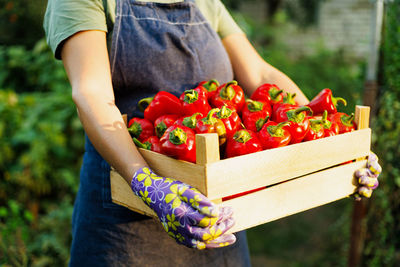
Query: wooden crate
111 106 371 233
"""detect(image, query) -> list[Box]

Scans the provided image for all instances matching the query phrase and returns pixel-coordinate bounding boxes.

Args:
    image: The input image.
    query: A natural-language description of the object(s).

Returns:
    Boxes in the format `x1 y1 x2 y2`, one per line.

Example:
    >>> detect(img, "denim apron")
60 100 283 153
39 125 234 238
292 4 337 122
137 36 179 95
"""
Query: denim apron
69 0 251 266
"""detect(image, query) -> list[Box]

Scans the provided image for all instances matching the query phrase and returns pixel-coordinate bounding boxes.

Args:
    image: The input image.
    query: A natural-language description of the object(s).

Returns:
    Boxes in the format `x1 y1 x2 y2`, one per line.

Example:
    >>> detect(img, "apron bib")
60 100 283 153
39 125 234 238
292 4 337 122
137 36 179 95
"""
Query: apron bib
69 0 251 266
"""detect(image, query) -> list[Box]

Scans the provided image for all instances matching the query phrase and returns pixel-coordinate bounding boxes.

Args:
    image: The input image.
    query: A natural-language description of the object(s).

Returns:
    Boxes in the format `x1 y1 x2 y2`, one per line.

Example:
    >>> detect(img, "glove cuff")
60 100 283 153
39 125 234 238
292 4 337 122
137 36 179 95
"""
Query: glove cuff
130 166 155 196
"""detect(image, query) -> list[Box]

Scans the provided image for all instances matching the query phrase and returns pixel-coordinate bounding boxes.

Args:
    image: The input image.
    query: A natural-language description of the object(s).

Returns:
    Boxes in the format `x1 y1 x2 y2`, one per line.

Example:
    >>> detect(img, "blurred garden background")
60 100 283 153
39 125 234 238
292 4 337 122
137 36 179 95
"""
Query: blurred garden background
0 0 399 266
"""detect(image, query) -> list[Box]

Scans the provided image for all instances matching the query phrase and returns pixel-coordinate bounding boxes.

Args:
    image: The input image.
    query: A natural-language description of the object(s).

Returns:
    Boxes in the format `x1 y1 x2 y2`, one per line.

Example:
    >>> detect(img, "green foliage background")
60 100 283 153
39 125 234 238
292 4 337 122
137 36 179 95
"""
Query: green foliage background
0 0 397 266
362 0 400 265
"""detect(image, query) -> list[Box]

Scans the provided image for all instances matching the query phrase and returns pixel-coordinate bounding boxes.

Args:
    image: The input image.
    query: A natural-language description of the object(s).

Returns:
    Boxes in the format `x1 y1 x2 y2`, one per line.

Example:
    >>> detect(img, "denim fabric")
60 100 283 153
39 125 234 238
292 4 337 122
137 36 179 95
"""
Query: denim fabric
69 0 251 266
110 0 234 119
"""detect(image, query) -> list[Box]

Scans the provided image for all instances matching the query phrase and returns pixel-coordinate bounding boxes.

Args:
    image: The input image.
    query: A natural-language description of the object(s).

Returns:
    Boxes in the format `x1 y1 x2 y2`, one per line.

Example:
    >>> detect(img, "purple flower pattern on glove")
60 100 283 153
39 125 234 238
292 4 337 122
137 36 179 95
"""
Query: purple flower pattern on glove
131 167 236 249
354 152 382 200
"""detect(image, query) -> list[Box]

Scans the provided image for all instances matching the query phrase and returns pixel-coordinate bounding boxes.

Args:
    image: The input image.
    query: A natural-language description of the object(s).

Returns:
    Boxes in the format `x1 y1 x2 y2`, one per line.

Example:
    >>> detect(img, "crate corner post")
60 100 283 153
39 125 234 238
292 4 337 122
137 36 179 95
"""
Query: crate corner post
355 105 370 129
195 133 220 165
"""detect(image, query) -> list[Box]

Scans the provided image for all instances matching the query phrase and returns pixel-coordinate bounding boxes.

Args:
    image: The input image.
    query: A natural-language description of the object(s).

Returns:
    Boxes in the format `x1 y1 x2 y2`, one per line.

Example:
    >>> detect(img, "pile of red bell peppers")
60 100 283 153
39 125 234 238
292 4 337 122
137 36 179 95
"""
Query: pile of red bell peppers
128 80 356 163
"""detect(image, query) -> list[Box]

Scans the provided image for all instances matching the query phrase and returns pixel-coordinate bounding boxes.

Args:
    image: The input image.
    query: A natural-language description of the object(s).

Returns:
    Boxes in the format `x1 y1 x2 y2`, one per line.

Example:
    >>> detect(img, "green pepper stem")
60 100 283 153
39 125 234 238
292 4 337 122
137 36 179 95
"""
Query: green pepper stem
332 96 347 107
234 129 251 143
341 113 355 126
267 121 290 137
246 99 264 112
182 112 201 129
269 89 283 100
137 96 154 112
127 122 142 138
220 80 238 100
155 122 167 138
183 89 199 104
283 93 297 104
217 105 233 119
203 79 220 92
321 110 332 129
294 106 313 116
169 128 187 145
310 119 323 127
132 137 151 150
256 115 269 132
287 106 312 123
202 108 219 125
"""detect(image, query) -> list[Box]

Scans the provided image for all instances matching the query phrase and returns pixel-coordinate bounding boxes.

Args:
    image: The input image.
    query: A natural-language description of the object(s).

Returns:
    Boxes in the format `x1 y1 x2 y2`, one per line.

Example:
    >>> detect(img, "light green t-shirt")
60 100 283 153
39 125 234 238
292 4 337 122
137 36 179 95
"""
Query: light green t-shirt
44 0 243 59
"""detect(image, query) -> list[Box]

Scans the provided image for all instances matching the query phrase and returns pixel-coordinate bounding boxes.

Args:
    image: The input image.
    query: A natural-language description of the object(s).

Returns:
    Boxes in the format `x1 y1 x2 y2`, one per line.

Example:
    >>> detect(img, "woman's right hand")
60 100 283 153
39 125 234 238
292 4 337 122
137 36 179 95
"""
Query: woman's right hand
130 167 236 249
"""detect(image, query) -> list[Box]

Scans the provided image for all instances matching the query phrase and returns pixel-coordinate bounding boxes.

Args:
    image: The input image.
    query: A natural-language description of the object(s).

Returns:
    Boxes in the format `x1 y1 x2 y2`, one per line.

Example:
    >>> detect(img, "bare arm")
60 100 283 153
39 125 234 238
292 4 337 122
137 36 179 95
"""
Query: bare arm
61 30 147 184
222 33 309 105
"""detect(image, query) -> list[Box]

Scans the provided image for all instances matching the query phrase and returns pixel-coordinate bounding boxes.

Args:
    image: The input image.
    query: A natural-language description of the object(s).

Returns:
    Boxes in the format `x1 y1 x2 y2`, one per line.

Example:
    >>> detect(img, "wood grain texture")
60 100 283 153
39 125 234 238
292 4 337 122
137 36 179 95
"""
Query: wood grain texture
137 148 208 194
110 169 156 217
196 134 220 165
205 129 371 199
110 169 222 218
355 106 370 162
355 105 370 129
111 160 367 233
222 160 367 234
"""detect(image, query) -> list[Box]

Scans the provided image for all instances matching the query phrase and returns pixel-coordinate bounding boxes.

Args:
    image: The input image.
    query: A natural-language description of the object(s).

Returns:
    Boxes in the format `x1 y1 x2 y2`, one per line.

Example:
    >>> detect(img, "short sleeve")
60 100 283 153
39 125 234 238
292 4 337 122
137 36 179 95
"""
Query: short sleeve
43 0 108 59
214 0 244 39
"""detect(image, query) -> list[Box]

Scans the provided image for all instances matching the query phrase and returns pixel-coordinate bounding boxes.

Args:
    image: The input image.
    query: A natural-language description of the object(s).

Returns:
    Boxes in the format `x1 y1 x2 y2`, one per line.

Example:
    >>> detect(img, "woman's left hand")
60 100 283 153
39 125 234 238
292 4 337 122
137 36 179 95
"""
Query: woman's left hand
354 152 382 200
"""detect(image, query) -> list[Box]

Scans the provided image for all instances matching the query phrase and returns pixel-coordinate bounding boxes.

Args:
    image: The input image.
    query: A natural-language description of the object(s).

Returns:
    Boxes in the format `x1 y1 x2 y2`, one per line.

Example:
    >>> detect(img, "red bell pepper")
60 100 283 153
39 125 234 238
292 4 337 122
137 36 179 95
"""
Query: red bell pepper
257 121 291 150
159 125 196 163
198 79 220 101
275 106 312 144
210 80 245 113
179 86 211 117
328 112 356 134
174 112 203 130
225 129 262 158
138 91 183 122
306 88 347 115
303 119 325 141
154 114 179 138
272 92 297 121
127 117 155 142
320 110 339 137
195 108 227 145
216 105 241 139
241 99 271 132
251 83 284 105
132 136 162 154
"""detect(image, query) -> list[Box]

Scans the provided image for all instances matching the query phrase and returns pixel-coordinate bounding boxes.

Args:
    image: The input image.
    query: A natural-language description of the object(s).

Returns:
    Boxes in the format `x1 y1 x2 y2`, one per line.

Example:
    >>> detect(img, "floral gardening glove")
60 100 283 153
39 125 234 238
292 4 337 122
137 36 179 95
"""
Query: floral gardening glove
354 152 382 200
131 167 236 249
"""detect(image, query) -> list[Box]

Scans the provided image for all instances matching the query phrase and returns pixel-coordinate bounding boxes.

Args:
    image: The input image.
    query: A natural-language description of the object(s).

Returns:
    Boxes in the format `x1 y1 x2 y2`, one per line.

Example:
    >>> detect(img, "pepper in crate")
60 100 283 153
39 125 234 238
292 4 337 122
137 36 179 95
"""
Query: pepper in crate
159 125 196 163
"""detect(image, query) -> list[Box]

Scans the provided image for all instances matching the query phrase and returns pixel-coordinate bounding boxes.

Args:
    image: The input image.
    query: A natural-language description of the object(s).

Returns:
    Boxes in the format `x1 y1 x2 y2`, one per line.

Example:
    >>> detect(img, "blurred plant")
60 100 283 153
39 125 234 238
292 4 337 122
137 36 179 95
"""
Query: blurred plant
0 0 48 47
0 39 69 93
0 40 81 265
233 11 364 114
232 4 367 266
362 0 400 265
223 0 323 25
0 89 83 205
0 200 73 266
283 0 324 27
0 200 32 266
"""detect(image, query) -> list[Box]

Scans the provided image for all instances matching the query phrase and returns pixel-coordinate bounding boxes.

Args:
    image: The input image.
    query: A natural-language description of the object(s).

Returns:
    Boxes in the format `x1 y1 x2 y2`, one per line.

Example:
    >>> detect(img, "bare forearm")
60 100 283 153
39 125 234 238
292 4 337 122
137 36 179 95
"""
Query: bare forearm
73 89 147 183
62 30 147 184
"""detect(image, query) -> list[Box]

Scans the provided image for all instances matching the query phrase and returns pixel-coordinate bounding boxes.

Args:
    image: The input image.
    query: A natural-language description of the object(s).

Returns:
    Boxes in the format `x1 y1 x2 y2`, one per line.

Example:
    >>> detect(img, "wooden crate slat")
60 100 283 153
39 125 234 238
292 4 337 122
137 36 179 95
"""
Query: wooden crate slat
110 169 156 217
110 170 228 218
137 148 207 194
111 160 366 233
205 129 370 199
223 160 366 234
